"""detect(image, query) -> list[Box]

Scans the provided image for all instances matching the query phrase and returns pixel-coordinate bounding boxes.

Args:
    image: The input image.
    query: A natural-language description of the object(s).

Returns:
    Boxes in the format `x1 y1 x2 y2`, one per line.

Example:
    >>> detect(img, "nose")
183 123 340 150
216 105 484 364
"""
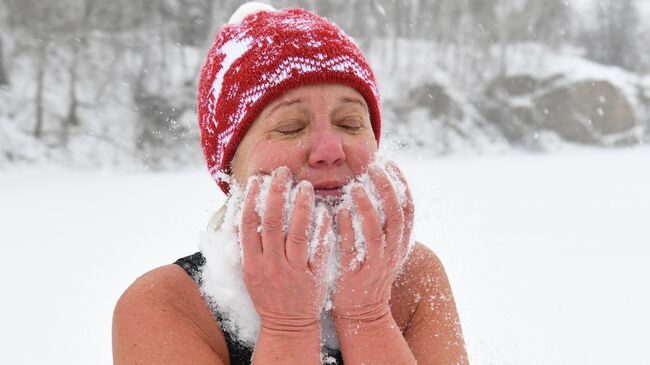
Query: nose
307 124 345 168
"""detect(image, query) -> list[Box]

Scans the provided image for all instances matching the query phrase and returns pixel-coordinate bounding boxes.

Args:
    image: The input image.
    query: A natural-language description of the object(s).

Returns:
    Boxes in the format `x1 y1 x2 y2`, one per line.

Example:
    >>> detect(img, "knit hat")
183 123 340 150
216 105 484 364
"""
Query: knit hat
198 3 381 194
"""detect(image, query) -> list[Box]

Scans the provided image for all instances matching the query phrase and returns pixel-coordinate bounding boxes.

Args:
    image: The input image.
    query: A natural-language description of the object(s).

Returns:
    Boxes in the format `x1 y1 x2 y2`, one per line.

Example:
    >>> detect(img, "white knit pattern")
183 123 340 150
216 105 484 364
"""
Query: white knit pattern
210 36 254 106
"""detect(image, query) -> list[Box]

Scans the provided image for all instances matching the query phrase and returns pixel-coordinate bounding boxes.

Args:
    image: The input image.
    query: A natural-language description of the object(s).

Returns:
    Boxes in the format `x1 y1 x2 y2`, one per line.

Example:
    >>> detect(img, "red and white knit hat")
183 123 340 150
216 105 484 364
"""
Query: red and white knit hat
198 3 381 194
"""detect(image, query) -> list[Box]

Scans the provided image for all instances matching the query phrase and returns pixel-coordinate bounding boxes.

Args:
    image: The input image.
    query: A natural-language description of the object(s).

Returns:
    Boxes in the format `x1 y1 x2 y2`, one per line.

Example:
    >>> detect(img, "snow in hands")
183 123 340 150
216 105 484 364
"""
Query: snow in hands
198 159 414 351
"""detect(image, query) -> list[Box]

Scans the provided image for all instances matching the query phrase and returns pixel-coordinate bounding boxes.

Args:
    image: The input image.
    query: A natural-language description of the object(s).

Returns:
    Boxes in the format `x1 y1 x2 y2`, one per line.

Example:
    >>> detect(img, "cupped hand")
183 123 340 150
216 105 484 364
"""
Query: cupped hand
239 166 333 331
332 162 414 322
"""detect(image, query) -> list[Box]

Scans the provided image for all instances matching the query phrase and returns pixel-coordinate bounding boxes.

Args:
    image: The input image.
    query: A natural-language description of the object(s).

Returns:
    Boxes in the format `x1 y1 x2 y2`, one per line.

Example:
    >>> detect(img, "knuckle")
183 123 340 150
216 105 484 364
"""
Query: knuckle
367 229 384 245
388 209 404 226
242 210 259 226
263 216 283 230
287 230 308 246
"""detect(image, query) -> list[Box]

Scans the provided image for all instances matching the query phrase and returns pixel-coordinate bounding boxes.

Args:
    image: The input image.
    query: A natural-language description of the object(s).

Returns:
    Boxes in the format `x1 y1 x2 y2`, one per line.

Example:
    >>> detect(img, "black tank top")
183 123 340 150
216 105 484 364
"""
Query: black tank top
174 252 344 364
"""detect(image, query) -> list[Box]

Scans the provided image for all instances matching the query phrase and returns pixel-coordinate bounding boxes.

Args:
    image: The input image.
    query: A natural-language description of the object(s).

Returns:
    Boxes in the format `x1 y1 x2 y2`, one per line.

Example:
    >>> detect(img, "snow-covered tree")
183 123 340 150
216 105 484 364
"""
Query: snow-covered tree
584 0 641 71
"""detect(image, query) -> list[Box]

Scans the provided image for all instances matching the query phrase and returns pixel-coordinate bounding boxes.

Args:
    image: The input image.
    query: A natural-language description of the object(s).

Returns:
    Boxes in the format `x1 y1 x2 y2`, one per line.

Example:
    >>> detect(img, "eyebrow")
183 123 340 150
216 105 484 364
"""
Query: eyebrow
265 95 369 118
338 96 368 111
266 97 305 117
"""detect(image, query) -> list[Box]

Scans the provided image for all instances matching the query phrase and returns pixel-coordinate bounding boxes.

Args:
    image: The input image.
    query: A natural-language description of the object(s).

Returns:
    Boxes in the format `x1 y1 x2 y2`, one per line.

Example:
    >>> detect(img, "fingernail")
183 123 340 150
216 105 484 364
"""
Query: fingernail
275 166 290 179
298 181 313 195
352 184 365 197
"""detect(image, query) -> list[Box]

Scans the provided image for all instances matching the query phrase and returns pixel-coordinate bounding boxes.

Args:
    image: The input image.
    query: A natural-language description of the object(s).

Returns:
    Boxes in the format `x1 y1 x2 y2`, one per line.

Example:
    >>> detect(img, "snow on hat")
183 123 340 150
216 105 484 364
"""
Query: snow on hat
198 2 382 194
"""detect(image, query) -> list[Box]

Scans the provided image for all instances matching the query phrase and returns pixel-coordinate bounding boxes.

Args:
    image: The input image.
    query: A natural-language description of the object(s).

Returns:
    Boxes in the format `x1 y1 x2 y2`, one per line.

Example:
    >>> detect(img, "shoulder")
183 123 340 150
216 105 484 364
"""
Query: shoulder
403 242 445 275
112 264 229 364
390 242 451 329
395 242 449 293
391 243 469 362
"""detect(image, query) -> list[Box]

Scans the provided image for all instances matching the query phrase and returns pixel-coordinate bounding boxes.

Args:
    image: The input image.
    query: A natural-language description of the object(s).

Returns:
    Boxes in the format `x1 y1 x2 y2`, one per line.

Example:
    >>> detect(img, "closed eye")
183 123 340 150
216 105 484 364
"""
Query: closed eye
275 120 307 135
336 116 363 131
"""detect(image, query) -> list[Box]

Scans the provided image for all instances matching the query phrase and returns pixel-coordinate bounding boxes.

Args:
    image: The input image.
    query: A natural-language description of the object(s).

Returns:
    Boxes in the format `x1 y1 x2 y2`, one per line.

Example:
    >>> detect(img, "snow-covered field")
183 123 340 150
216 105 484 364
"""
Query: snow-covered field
1 147 649 364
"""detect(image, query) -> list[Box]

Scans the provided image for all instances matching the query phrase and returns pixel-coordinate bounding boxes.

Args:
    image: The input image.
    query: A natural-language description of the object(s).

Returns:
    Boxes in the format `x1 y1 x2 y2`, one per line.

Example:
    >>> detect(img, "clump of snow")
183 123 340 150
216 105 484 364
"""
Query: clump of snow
199 158 413 351
199 181 261 346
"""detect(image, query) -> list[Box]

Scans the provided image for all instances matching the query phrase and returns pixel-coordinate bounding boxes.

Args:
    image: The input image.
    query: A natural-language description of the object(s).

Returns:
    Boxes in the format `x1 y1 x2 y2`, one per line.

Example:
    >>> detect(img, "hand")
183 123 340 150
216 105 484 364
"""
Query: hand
239 166 333 332
332 162 414 322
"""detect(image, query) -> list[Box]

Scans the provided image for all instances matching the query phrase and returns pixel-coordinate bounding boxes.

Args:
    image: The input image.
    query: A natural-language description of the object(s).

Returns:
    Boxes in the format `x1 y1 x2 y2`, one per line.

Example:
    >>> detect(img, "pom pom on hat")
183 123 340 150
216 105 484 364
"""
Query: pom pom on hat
198 4 382 194
228 2 276 25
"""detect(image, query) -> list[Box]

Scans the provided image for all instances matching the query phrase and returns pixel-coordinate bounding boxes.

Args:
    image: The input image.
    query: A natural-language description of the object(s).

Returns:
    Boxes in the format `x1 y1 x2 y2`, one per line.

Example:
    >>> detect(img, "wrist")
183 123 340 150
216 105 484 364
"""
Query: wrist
332 303 391 324
260 316 321 336
255 318 322 364
333 307 394 337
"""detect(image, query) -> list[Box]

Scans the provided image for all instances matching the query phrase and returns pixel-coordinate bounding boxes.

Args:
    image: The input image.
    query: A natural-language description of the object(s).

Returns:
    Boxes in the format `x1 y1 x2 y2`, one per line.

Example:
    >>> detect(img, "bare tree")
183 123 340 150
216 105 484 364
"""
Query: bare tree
584 0 640 71
0 36 8 86
34 44 47 139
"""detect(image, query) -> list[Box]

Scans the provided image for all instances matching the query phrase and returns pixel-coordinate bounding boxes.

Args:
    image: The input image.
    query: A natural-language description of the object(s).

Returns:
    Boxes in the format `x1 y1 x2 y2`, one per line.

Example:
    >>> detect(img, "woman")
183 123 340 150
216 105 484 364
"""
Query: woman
112 3 468 364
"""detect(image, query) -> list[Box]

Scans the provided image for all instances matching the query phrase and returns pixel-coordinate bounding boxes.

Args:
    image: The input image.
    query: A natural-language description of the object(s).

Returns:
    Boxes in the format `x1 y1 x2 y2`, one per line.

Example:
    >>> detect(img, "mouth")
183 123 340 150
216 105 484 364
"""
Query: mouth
312 181 346 199
313 187 343 198
314 186 343 196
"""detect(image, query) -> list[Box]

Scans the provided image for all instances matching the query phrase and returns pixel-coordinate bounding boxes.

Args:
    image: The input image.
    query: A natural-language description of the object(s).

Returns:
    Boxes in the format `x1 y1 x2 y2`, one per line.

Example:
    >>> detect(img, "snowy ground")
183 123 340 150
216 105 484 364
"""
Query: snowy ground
1 147 649 364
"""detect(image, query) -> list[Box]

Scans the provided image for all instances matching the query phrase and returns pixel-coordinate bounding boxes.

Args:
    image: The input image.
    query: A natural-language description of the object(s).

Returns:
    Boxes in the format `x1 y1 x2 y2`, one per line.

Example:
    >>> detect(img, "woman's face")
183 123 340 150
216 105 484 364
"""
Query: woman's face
231 83 377 198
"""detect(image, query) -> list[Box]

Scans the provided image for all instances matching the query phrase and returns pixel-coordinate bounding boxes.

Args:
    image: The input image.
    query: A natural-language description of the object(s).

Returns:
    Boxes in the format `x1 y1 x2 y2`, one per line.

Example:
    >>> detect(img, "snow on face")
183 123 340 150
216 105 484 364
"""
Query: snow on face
199 157 412 351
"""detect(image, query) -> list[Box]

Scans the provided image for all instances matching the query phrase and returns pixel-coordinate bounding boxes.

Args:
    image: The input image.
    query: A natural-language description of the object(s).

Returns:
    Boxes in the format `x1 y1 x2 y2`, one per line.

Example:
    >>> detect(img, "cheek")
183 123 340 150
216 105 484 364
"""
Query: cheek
245 141 308 175
344 138 377 174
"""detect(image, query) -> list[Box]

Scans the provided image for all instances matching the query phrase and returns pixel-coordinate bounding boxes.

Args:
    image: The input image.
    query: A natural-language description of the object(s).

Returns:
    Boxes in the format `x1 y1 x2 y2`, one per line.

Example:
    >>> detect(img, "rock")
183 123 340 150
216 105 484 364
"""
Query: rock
487 75 539 97
534 80 637 144
481 75 545 146
480 104 535 145
483 74 639 146
400 73 641 152
409 82 461 119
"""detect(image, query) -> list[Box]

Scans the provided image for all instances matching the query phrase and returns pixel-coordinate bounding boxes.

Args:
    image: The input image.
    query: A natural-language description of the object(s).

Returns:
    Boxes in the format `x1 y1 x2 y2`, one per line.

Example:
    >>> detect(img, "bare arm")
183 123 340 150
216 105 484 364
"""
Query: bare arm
400 244 469 364
112 265 228 364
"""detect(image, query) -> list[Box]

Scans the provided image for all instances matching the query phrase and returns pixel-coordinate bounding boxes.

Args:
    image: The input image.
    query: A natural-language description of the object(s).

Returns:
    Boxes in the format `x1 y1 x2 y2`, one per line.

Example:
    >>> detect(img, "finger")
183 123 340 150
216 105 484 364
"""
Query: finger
309 206 333 278
286 181 314 268
386 161 414 225
262 166 292 260
386 161 414 262
368 164 404 259
335 204 358 271
240 176 263 266
351 184 384 264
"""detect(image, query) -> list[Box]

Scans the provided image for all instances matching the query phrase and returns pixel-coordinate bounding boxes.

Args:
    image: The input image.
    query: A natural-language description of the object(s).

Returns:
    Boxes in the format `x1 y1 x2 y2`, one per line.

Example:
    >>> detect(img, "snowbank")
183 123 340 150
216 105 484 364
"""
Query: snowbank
1 148 649 364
